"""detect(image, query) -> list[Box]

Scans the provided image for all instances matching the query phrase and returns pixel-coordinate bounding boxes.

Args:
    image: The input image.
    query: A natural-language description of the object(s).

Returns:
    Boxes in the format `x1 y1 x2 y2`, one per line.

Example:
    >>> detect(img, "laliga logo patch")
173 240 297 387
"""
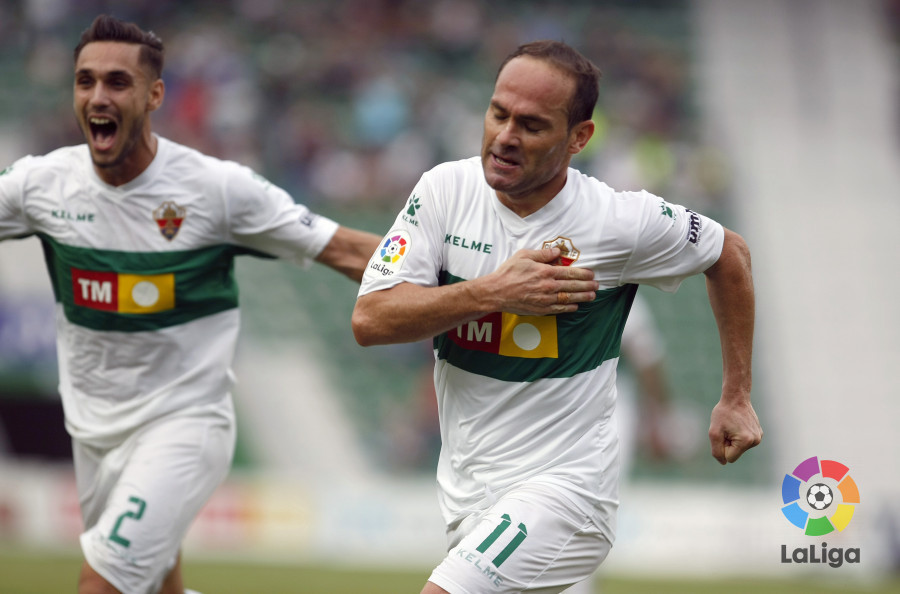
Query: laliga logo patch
368 230 410 277
381 233 408 264
153 201 186 241
541 236 580 266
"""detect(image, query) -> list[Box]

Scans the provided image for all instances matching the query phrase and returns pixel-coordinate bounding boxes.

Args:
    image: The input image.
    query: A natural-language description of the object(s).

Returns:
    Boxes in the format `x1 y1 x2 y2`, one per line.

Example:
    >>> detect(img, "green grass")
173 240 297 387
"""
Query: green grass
2 550 899 594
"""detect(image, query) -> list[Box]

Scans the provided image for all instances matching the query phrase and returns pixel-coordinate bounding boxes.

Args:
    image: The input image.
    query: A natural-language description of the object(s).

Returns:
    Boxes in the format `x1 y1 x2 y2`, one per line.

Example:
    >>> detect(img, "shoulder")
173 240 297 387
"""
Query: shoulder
424 156 482 180
607 187 668 223
418 156 486 200
156 137 271 190
1 145 89 187
568 168 651 205
568 169 661 223
156 137 234 173
19 144 87 170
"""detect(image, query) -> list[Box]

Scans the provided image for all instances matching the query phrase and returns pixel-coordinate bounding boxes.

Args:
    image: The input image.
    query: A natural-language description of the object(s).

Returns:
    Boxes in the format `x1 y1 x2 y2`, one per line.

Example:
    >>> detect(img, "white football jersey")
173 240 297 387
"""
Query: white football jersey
359 157 724 537
0 136 338 447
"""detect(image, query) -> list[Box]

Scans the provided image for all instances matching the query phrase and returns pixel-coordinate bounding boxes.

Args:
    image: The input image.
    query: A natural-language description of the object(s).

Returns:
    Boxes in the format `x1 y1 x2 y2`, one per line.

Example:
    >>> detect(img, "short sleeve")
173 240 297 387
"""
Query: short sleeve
225 163 338 267
0 156 35 240
620 193 724 292
358 170 446 297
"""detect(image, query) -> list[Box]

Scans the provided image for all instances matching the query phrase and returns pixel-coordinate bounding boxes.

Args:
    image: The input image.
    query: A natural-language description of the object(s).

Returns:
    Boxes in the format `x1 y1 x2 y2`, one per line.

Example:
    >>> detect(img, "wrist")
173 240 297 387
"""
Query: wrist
463 275 500 314
719 381 752 405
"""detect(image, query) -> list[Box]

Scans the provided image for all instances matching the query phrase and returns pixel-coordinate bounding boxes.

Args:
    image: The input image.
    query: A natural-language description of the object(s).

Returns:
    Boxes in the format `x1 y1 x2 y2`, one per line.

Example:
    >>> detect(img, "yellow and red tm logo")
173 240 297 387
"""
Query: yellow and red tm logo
71 268 175 313
451 312 558 358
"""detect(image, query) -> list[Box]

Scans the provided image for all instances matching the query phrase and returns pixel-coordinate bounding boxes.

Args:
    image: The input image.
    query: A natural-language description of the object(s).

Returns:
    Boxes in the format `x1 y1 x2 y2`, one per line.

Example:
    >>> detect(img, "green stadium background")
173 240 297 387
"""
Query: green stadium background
1 1 898 592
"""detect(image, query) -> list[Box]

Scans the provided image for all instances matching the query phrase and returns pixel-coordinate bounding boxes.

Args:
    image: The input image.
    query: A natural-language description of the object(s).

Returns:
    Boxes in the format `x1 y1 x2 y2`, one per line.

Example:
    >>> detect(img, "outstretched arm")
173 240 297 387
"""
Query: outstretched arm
314 226 382 283
352 247 600 346
704 228 763 465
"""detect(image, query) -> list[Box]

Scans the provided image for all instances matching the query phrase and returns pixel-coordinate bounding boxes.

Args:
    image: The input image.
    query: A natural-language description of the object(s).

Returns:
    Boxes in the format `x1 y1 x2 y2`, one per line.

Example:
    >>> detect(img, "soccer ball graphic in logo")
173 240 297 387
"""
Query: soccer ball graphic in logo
806 483 833 511
380 234 407 264
781 457 859 536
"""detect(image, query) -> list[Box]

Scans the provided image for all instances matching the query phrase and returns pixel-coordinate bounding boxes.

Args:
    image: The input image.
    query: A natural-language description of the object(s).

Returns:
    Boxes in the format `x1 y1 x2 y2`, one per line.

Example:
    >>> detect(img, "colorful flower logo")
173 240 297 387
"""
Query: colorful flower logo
781 457 860 536
380 234 408 264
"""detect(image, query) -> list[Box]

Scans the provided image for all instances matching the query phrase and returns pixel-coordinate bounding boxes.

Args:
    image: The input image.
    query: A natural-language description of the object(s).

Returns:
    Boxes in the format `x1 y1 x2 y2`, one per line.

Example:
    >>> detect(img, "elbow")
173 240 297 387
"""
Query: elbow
706 228 751 279
351 307 380 347
730 230 751 269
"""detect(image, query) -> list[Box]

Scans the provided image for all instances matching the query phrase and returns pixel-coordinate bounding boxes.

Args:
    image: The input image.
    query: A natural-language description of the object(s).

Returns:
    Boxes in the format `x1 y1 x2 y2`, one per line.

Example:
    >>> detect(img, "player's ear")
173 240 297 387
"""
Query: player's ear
568 119 594 155
148 78 164 112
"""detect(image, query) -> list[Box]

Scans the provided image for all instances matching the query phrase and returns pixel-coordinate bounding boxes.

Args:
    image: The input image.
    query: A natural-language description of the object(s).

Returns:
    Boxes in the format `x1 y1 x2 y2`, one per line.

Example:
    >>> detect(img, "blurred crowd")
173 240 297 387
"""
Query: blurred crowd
0 0 741 473
0 0 731 212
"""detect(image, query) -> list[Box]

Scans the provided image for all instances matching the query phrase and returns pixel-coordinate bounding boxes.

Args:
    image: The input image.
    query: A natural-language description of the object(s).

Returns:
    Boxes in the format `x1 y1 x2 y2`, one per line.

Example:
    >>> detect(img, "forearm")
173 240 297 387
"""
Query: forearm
352 280 494 345
315 226 382 283
353 247 600 346
704 229 754 402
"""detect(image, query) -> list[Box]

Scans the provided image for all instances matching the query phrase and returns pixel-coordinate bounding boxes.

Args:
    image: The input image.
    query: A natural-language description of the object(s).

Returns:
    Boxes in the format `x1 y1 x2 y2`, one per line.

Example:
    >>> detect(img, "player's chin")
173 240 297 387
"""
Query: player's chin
483 168 520 193
89 147 122 169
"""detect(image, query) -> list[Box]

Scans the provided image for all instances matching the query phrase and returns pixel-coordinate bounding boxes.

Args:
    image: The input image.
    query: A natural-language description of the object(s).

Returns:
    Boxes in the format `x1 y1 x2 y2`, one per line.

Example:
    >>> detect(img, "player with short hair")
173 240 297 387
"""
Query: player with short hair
0 14 380 594
352 39 762 593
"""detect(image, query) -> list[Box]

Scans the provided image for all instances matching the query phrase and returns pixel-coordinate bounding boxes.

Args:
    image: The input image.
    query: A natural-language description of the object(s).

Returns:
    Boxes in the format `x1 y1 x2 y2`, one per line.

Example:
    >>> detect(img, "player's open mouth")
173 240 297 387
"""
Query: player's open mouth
492 154 519 167
89 116 118 151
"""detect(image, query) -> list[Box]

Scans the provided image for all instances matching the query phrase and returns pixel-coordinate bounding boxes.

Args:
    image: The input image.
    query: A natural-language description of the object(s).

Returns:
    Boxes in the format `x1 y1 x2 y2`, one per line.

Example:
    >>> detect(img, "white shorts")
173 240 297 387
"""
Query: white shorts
74 400 235 594
428 481 613 594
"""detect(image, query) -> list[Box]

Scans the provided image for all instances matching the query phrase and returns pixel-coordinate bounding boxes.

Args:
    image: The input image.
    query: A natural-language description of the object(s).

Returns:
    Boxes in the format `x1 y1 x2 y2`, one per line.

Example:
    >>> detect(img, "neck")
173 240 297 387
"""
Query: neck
95 132 158 187
496 172 567 218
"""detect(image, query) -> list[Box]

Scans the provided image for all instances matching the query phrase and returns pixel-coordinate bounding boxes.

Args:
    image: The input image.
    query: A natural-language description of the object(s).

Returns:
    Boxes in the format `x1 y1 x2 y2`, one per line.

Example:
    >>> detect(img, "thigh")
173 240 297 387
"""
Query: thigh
80 409 235 594
428 482 611 594
73 439 115 531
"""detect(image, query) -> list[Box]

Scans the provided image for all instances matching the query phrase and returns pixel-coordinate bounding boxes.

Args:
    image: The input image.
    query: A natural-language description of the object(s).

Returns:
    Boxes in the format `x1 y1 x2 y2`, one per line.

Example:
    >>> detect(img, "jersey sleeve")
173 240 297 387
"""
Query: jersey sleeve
224 162 338 267
0 156 36 240
358 168 446 297
619 192 724 292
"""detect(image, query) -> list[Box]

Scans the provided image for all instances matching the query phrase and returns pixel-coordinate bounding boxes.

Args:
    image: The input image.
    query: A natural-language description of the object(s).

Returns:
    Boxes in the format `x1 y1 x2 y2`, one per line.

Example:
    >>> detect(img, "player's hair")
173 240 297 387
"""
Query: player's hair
73 14 165 80
497 40 601 131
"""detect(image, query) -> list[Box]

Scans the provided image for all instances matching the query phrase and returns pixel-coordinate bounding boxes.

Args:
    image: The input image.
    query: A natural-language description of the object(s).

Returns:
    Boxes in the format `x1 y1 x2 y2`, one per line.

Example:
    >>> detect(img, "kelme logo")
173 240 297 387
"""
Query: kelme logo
781 456 860 536
406 195 421 217
403 194 422 227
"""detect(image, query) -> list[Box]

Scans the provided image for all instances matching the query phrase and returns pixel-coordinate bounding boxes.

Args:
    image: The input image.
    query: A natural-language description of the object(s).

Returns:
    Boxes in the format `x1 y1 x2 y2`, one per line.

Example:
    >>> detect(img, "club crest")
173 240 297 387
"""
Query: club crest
541 236 580 266
153 201 186 241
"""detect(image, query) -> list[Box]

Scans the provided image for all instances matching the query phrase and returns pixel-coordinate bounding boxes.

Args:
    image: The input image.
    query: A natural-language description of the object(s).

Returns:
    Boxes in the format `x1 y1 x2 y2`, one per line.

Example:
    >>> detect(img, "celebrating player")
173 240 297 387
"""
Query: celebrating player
352 40 762 593
0 14 380 594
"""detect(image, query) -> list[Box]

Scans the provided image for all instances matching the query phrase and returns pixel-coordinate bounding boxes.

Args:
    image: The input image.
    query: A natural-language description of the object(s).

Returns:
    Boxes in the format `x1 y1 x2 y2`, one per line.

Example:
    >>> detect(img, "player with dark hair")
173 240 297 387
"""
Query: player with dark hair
353 39 762 593
0 14 380 594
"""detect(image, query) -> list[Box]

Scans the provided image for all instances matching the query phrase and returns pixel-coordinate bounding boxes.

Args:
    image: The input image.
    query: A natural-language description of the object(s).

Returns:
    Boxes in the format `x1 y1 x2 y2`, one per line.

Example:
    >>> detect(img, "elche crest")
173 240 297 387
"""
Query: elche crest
541 236 580 266
153 201 186 241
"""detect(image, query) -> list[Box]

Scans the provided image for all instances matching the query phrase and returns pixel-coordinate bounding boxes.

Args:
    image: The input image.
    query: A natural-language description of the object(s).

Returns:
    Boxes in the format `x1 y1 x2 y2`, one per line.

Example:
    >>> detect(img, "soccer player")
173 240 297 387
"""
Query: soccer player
0 14 380 594
352 40 762 593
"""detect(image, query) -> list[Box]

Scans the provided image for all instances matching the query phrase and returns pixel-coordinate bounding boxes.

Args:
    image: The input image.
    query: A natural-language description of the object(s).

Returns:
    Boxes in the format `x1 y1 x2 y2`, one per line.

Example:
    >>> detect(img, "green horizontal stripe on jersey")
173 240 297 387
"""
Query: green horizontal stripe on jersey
38 234 271 332
434 270 637 381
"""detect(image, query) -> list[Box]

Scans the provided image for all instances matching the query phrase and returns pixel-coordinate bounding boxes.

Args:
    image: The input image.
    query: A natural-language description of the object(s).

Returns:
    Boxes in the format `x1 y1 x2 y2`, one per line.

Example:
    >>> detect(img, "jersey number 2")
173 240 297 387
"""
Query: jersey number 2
476 514 528 567
109 496 147 548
